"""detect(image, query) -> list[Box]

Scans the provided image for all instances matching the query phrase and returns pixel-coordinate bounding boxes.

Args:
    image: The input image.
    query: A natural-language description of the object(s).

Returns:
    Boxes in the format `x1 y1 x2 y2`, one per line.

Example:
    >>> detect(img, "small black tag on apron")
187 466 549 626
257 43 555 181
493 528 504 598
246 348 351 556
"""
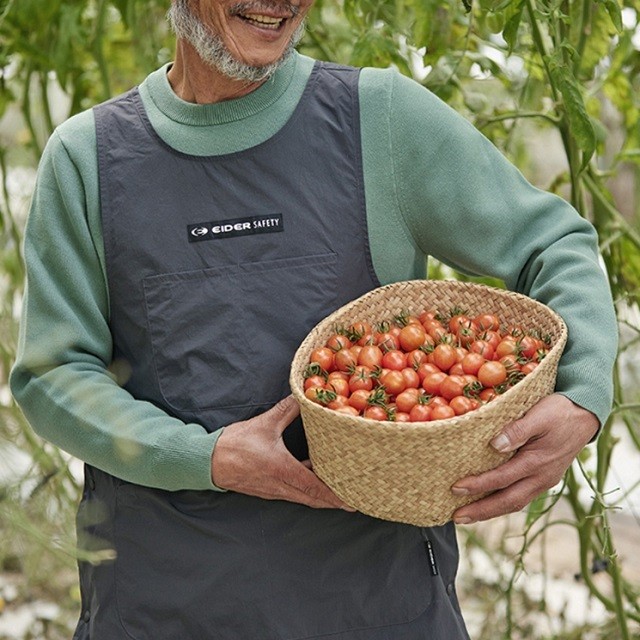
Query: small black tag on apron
187 214 284 242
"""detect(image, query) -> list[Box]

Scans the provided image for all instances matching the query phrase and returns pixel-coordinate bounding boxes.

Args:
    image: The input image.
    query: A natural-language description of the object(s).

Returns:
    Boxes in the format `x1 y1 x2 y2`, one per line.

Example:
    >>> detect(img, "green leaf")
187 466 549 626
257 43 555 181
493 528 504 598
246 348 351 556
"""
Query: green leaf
502 0 524 53
547 53 596 170
595 0 623 32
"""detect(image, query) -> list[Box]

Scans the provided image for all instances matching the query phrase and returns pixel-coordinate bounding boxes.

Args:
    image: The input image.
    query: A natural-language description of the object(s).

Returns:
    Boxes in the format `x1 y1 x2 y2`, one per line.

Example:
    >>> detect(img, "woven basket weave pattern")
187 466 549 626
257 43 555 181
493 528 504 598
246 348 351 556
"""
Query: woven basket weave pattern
290 280 567 527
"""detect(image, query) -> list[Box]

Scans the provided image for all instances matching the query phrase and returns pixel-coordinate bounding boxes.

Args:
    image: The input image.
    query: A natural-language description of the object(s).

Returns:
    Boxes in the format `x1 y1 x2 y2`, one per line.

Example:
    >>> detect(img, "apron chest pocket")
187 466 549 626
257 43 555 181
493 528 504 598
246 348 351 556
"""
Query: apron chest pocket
143 253 338 415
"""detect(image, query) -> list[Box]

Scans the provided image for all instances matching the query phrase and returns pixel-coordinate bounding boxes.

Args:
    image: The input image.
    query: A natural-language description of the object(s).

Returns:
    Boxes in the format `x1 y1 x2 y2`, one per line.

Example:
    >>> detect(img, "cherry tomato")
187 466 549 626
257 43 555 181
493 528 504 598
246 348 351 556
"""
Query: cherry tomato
439 375 467 401
327 377 350 397
358 345 384 369
432 344 457 372
449 363 465 376
374 332 399 352
430 404 456 420
521 361 539 375
478 361 508 387
325 333 353 352
304 375 326 391
409 404 432 422
396 389 421 413
495 337 519 359
407 349 429 370
364 405 389 421
469 340 494 360
394 412 411 422
399 324 427 351
416 362 440 381
422 371 447 395
519 335 538 360
474 313 500 332
381 349 407 371
379 370 407 396
348 389 371 412
334 348 358 372
327 395 350 410
348 367 374 393
449 395 475 416
309 347 334 372
400 367 420 389
461 353 486 376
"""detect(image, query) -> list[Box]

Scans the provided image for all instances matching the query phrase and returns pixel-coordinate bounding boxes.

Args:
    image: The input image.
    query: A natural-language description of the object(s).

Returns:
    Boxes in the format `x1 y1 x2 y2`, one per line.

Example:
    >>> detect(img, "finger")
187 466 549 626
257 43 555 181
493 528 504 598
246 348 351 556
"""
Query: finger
263 395 301 434
490 414 541 454
452 477 541 524
452 449 545 496
278 456 355 511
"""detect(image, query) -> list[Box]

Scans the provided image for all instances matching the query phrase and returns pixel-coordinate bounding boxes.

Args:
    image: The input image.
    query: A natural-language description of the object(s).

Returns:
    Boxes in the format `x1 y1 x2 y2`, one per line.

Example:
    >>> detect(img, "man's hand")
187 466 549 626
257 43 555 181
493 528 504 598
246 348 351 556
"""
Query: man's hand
450 393 599 524
212 395 354 511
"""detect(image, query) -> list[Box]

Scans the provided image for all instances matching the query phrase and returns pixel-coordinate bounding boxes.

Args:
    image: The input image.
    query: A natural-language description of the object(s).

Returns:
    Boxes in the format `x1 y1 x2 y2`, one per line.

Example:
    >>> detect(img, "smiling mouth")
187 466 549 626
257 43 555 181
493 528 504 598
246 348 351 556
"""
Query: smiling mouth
230 1 299 30
237 12 287 29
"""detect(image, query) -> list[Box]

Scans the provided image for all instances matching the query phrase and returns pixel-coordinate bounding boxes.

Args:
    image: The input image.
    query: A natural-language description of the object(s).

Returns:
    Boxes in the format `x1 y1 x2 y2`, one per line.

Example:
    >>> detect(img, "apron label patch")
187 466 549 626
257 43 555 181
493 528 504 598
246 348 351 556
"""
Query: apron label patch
187 214 284 242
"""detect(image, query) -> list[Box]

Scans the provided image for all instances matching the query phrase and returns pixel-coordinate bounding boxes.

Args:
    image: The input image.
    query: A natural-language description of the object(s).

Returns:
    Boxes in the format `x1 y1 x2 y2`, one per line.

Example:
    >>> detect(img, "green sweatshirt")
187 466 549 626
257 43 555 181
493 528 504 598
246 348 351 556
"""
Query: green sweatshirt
10 52 617 492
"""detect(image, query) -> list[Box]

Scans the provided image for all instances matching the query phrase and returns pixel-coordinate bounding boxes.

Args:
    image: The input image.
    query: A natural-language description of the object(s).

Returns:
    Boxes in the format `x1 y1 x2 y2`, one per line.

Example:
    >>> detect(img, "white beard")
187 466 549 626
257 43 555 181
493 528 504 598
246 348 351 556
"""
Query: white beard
167 0 306 83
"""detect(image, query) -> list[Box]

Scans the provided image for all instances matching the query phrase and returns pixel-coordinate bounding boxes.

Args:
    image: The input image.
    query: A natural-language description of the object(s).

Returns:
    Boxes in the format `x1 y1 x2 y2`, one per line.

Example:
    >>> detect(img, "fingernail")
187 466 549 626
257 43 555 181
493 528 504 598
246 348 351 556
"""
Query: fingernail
491 433 511 452
451 485 469 496
453 516 473 525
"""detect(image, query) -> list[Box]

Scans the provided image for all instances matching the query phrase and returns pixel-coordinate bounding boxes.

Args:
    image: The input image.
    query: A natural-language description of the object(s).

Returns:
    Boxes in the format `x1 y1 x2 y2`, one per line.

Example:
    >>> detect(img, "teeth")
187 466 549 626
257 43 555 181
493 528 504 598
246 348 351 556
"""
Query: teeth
242 13 284 26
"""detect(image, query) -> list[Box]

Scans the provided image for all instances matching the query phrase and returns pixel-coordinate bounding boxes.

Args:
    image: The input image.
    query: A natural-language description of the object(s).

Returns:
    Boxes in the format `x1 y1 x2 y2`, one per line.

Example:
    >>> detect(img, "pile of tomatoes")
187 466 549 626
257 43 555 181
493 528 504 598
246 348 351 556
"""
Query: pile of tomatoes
302 308 551 422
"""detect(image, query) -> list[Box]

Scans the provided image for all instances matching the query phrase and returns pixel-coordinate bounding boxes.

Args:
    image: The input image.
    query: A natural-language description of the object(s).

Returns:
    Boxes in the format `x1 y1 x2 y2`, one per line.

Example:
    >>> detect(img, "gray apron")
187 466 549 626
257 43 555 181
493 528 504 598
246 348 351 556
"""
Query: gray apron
74 61 470 640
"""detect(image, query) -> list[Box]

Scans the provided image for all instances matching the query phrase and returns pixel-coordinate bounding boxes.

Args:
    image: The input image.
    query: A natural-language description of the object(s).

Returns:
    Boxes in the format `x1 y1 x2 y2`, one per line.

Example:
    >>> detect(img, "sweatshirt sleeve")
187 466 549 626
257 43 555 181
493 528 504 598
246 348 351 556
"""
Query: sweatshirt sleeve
386 71 617 426
9 119 224 491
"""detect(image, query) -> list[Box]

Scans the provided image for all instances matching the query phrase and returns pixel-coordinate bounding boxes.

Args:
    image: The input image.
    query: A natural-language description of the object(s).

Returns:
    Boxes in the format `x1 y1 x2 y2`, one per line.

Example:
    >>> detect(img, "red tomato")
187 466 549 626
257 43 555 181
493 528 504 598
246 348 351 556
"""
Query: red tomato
432 344 457 372
469 340 494 360
304 386 326 404
519 335 538 360
474 313 500 331
495 337 519 359
409 403 432 422
461 353 486 376
374 332 399 352
400 367 420 389
394 412 411 422
334 348 358 372
423 319 447 341
407 349 429 370
325 333 353 352
449 395 475 416
348 367 374 393
363 405 389 421
430 404 456 420
399 324 427 351
309 347 334 372
479 388 497 402
304 375 326 391
348 321 372 344
422 371 447 395
521 361 539 375
358 345 384 369
416 362 440 381
395 389 421 413
439 375 466 401
478 361 508 387
379 370 407 396
449 363 465 376
348 389 371 412
381 349 407 371
327 377 350 397
327 395 350 410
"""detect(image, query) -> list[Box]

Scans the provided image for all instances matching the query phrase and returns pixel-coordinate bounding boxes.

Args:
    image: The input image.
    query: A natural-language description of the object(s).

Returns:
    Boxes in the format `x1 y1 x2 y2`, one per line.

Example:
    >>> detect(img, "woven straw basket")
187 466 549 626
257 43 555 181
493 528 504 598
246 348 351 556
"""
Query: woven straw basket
289 279 567 527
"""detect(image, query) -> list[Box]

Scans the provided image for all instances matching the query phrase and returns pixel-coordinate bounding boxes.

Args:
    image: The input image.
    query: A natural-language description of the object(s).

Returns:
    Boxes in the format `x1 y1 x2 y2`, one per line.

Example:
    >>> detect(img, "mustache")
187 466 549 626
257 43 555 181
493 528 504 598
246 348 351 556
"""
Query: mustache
229 1 300 16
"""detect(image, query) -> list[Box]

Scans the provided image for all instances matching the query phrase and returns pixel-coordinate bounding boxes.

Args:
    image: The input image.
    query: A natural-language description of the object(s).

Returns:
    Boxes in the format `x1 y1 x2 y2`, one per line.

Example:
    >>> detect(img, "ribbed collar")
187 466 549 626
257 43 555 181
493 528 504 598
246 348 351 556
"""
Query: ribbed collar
143 53 299 126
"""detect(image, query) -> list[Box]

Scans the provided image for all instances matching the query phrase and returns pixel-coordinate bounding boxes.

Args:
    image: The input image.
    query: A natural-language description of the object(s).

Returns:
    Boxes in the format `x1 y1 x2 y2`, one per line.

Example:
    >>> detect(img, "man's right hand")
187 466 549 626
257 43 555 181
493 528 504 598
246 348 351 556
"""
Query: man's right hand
211 395 354 511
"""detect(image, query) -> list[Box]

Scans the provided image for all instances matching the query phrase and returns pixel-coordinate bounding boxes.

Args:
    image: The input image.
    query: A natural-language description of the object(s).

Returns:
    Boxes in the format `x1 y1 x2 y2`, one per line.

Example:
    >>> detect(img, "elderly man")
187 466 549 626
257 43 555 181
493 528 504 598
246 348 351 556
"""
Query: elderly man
10 0 616 638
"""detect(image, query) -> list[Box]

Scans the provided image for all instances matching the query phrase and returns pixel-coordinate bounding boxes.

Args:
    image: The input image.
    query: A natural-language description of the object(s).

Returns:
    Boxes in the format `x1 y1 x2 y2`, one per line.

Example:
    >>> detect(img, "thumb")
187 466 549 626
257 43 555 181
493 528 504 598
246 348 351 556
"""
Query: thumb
265 395 301 434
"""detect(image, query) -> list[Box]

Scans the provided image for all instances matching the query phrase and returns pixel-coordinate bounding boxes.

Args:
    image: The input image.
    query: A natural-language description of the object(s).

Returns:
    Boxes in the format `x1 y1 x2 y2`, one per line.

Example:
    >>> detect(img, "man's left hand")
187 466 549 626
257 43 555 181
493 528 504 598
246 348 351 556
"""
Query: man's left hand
450 393 599 524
